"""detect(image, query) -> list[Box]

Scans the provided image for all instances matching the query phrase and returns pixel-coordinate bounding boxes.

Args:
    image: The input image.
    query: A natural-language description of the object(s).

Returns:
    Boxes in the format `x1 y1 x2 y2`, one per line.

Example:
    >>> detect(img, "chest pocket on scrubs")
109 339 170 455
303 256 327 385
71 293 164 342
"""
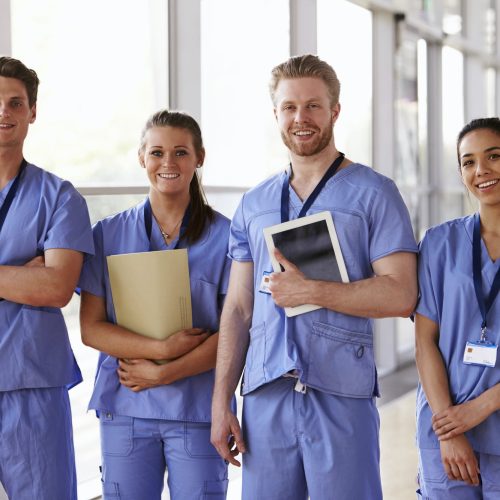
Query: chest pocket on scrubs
307 321 375 397
327 210 365 280
192 279 219 331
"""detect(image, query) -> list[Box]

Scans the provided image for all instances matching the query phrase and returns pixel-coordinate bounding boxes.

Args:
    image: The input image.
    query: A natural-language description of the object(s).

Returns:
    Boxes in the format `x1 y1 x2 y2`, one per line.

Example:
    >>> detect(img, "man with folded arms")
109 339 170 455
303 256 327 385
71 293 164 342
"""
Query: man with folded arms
0 56 93 499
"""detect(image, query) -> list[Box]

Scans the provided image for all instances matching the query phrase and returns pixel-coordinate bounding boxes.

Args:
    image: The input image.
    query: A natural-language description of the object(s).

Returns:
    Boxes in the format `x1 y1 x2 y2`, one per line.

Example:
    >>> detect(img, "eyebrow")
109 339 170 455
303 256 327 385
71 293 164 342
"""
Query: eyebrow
460 146 500 159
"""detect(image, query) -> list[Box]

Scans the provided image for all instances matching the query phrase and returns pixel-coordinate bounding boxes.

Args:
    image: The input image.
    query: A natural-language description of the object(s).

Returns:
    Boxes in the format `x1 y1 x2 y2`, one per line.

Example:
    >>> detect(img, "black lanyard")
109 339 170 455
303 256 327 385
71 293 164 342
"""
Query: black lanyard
0 159 27 236
143 197 191 251
472 213 500 340
280 153 344 223
0 160 27 303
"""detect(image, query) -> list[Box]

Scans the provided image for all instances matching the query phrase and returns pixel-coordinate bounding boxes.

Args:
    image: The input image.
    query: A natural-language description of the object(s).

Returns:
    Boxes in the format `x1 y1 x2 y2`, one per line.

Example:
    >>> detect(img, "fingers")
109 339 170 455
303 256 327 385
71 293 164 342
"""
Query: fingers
231 422 246 454
183 328 208 336
211 415 246 467
443 451 480 485
273 248 297 271
465 460 480 486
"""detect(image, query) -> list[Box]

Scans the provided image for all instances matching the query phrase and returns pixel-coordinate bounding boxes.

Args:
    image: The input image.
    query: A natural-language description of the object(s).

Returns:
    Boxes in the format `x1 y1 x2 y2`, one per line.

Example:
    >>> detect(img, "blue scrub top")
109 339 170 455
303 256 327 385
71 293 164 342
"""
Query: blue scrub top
416 214 500 455
79 199 231 422
229 163 418 397
0 163 94 391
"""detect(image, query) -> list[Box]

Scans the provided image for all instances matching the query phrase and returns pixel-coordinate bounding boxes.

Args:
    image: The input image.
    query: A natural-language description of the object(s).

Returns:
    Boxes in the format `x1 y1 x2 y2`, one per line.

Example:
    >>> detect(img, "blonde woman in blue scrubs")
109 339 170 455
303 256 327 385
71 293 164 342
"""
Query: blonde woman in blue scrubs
79 110 230 500
415 117 500 499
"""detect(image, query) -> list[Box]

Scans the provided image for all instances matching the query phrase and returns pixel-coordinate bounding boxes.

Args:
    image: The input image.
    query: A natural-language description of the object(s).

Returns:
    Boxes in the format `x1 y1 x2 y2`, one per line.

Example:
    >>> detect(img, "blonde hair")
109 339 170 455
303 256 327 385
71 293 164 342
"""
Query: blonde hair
269 54 340 107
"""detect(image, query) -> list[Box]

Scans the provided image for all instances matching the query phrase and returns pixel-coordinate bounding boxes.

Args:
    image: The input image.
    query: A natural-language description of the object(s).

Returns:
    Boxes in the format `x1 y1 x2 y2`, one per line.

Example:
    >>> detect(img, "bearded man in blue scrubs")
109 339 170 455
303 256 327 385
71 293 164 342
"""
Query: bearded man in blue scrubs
0 56 93 499
211 54 418 500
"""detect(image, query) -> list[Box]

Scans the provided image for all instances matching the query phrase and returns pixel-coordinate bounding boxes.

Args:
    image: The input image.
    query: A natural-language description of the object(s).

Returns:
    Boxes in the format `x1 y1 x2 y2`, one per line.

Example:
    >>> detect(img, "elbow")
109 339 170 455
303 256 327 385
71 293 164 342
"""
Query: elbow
51 290 74 308
394 287 418 318
80 323 94 347
25 288 74 308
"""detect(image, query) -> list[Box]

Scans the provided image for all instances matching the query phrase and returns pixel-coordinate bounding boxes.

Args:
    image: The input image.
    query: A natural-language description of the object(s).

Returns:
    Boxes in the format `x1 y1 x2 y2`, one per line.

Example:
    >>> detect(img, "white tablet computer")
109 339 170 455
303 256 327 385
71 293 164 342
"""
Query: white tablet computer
263 211 349 317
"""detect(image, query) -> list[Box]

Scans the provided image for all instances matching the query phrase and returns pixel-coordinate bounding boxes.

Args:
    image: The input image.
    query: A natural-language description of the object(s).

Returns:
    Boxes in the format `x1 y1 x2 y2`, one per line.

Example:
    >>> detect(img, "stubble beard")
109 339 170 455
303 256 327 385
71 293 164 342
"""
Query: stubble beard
281 122 334 158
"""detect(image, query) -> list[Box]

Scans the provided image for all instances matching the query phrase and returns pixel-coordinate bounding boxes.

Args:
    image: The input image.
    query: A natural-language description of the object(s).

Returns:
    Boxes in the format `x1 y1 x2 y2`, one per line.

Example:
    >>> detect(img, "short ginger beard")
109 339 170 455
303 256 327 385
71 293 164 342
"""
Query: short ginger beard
281 119 334 157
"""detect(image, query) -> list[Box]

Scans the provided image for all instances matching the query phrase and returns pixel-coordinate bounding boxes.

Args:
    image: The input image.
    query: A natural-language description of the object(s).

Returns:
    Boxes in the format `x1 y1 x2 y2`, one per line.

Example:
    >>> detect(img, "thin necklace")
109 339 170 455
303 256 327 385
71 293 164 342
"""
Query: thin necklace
153 213 183 241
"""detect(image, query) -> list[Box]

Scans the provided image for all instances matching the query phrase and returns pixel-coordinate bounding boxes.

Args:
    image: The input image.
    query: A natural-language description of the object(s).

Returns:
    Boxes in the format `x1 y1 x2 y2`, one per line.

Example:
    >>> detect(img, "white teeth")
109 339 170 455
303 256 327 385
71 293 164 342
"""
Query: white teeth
294 130 313 136
158 173 179 179
477 179 498 188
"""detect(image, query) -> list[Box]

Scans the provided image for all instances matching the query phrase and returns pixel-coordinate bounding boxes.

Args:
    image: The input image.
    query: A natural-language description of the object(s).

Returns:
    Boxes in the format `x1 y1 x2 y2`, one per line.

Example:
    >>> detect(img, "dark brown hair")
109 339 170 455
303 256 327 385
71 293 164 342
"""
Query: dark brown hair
140 110 214 244
0 56 39 106
457 117 500 168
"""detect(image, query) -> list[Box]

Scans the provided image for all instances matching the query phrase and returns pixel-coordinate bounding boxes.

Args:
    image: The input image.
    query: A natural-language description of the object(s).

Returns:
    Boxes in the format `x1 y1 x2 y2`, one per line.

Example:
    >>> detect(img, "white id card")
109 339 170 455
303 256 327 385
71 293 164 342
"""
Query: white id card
259 271 272 295
463 341 497 368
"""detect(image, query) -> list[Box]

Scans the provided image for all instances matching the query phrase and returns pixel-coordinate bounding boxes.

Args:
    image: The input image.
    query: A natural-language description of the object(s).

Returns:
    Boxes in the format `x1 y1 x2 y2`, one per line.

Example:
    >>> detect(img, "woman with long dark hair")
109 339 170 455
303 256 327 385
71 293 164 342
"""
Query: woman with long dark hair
415 117 500 498
79 110 231 499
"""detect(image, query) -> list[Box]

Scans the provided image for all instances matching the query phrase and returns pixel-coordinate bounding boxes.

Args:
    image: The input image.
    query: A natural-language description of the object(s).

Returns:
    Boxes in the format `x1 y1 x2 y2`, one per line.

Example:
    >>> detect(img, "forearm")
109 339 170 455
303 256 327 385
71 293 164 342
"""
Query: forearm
160 333 219 384
213 306 251 406
303 274 416 318
476 383 500 414
415 321 453 413
81 318 168 360
0 265 74 307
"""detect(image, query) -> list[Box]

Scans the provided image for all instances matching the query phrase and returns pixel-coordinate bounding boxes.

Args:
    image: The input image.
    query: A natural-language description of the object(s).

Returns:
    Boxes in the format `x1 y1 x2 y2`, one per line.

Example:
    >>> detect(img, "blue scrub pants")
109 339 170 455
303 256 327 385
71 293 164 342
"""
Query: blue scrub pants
417 447 500 499
241 377 382 500
0 387 77 500
99 413 228 500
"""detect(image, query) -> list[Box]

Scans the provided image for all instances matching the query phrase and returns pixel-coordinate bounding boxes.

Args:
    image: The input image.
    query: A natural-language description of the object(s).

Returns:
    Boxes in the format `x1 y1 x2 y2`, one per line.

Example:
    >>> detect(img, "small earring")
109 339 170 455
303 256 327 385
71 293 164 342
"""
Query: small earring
196 164 202 168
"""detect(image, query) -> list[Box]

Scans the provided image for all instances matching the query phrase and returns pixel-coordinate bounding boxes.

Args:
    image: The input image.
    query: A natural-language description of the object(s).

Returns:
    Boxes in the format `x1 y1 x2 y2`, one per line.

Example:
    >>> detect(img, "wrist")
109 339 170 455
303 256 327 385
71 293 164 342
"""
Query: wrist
158 338 174 360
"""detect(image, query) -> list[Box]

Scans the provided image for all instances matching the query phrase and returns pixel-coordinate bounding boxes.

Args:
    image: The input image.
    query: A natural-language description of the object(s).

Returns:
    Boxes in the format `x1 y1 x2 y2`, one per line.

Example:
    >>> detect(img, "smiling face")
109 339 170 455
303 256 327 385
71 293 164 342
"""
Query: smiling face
459 128 500 208
274 77 339 158
139 125 204 198
0 76 36 151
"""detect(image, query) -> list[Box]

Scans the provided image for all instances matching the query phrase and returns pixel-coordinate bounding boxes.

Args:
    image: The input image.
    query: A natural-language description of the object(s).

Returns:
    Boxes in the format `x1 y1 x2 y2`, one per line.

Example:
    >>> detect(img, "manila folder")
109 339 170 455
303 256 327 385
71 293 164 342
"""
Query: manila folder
106 249 192 339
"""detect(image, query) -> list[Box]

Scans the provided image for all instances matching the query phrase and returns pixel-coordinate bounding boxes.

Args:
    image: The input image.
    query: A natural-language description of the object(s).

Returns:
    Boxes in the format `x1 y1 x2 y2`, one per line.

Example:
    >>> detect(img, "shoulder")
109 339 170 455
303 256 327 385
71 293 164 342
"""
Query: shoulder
25 162 80 196
96 200 145 233
211 210 231 230
340 163 399 192
240 170 285 204
421 215 471 244
202 210 231 242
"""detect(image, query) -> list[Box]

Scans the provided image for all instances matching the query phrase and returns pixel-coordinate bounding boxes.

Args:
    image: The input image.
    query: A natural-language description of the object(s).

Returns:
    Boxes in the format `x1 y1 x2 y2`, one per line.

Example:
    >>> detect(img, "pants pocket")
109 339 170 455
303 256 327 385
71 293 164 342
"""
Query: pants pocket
204 479 229 499
101 479 121 499
184 422 220 459
481 452 500 492
100 413 134 457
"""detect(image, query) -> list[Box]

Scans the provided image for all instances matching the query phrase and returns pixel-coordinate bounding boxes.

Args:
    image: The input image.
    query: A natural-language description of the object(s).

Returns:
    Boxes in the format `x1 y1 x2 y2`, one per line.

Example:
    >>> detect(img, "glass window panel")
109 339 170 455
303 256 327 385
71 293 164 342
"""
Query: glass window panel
486 67 496 116
394 33 427 239
393 0 437 22
317 0 372 166
395 36 419 188
10 0 168 186
442 46 464 187
396 317 415 361
485 0 496 54
443 0 463 36
200 0 289 188
441 192 465 222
